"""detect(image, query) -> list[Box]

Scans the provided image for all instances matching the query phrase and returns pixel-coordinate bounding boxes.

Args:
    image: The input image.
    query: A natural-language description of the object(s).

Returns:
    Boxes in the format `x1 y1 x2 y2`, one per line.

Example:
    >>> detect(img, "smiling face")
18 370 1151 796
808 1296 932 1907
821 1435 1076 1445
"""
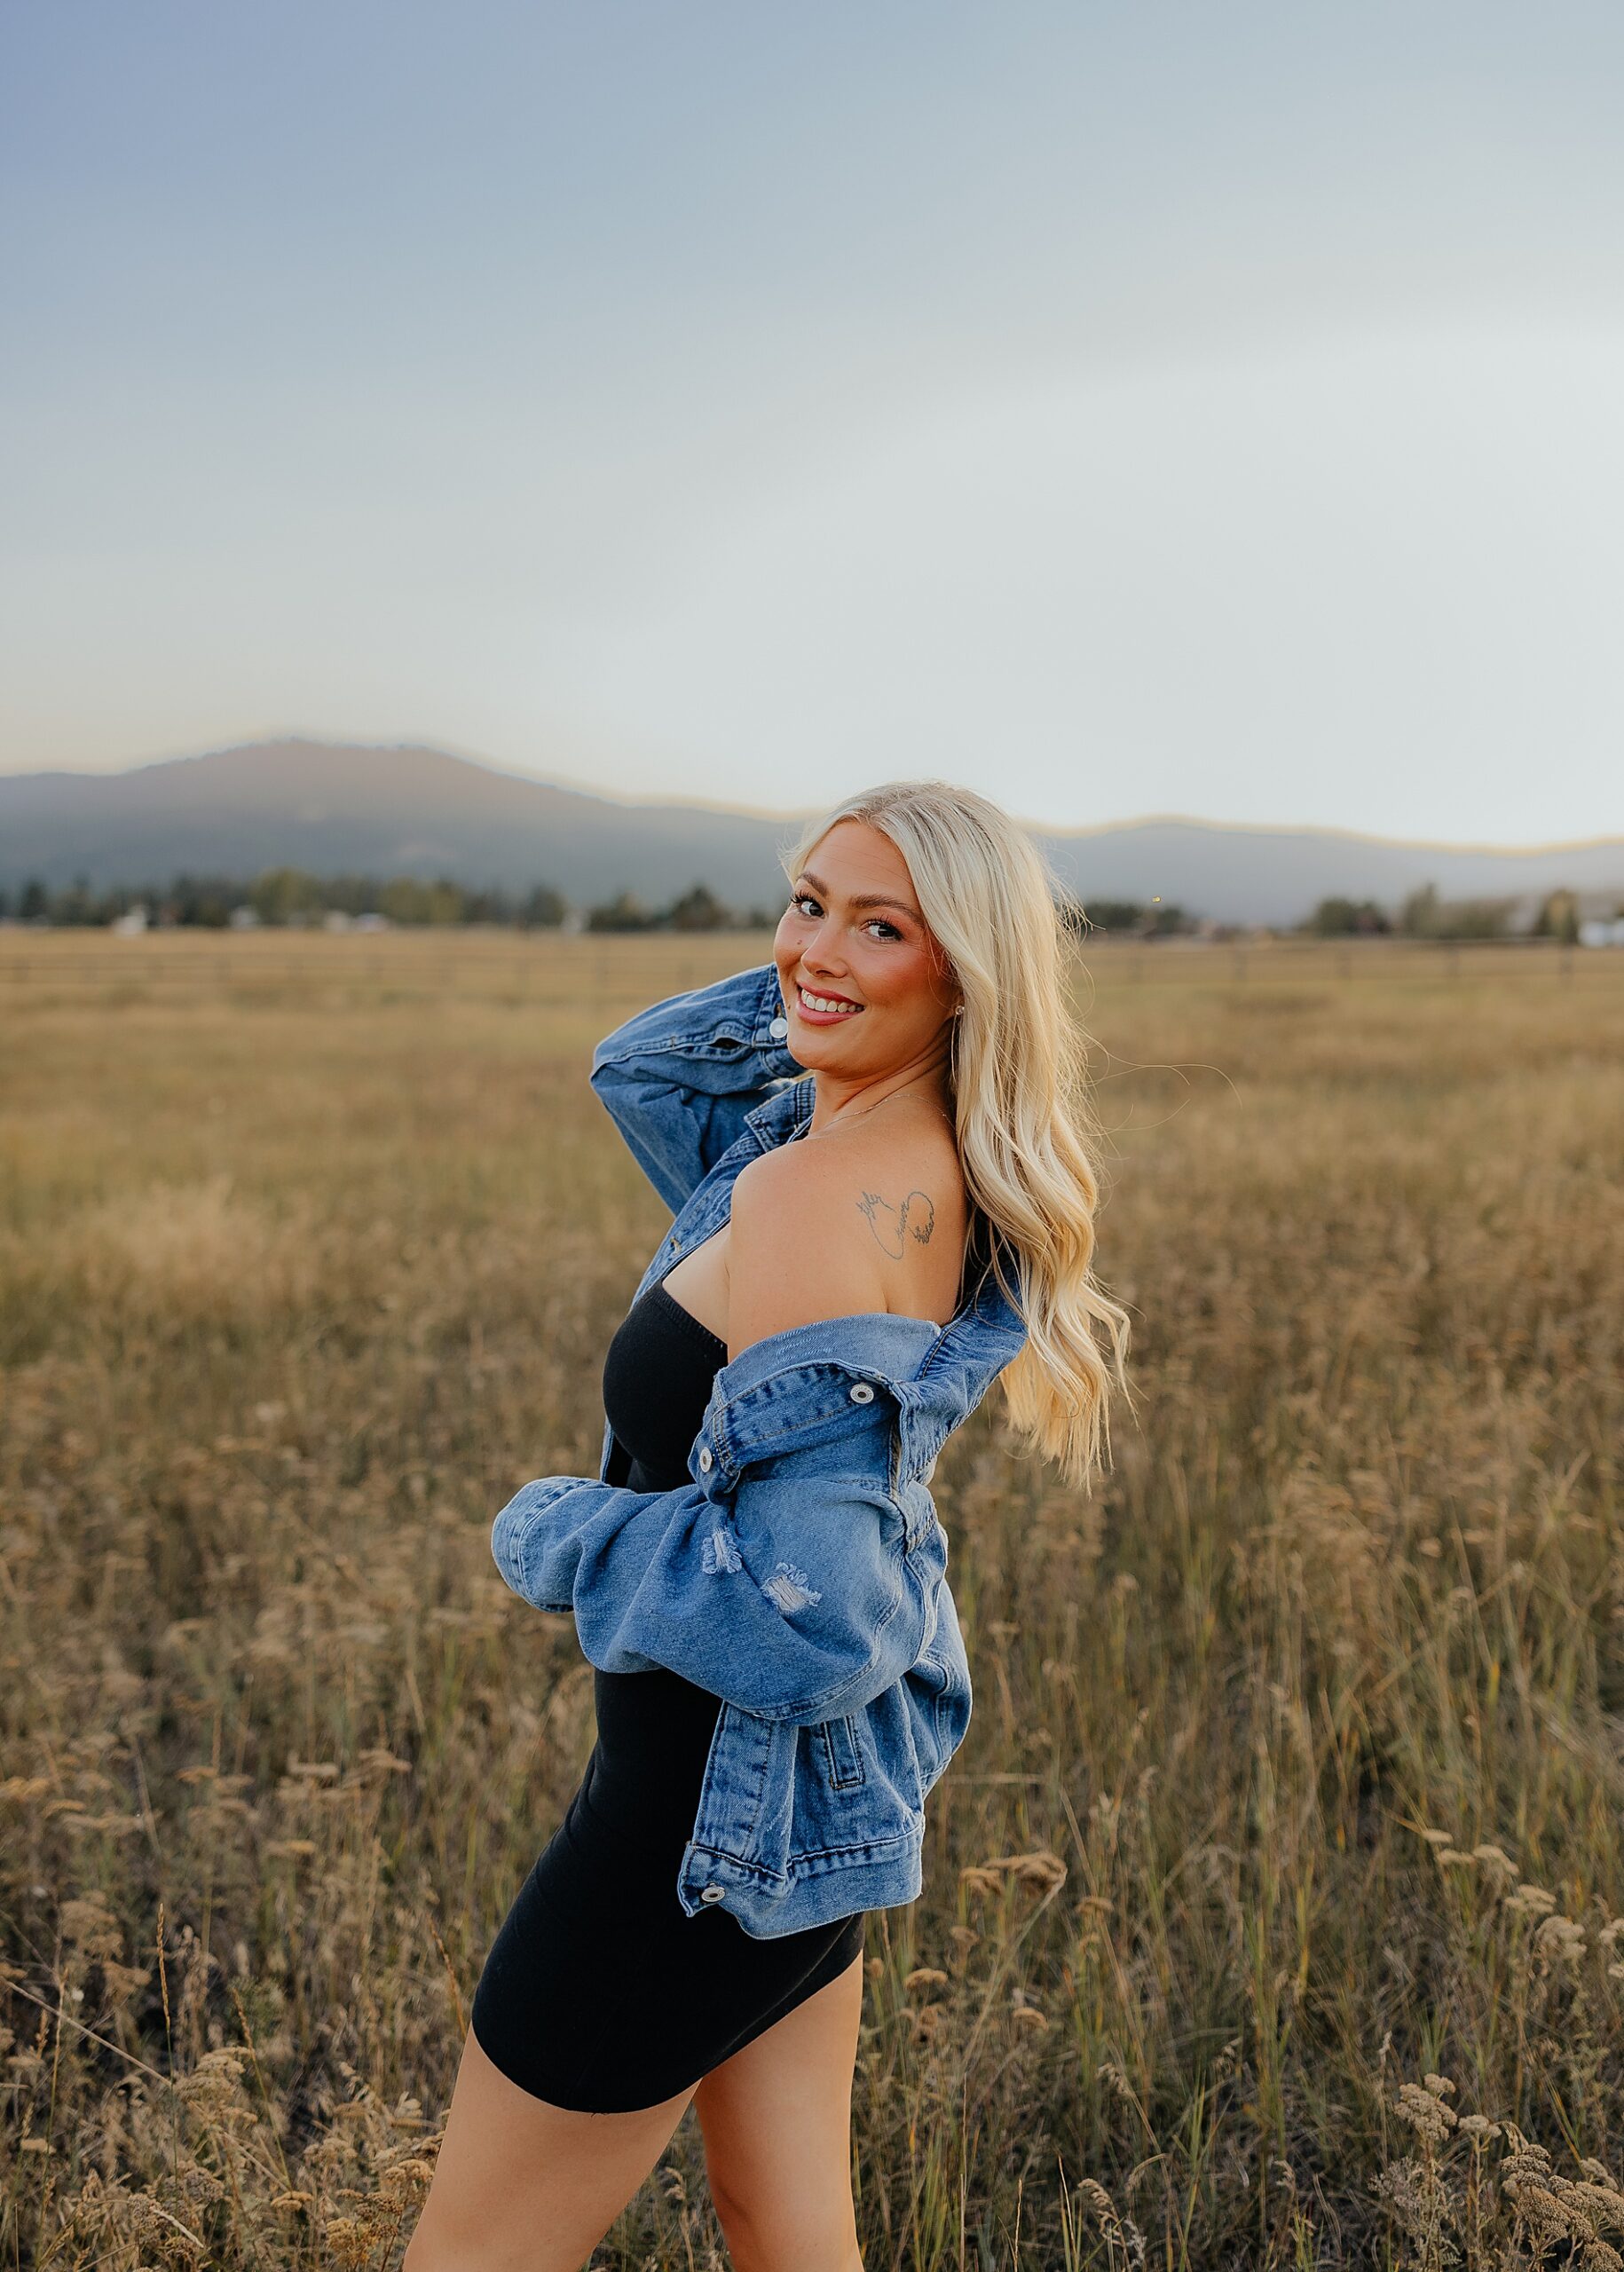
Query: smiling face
774 818 960 1079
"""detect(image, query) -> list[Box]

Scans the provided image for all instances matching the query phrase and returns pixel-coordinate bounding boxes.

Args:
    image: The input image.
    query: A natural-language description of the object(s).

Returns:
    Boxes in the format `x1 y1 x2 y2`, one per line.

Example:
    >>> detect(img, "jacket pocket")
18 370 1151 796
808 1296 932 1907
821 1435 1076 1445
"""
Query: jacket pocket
816 1713 866 1792
903 1650 970 1795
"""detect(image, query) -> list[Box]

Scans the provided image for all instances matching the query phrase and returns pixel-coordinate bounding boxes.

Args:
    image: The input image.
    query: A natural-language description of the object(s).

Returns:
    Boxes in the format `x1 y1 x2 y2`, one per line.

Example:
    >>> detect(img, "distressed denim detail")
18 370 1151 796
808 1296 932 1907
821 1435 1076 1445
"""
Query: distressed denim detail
493 959 1028 1937
700 1526 743 1576
761 1560 822 1613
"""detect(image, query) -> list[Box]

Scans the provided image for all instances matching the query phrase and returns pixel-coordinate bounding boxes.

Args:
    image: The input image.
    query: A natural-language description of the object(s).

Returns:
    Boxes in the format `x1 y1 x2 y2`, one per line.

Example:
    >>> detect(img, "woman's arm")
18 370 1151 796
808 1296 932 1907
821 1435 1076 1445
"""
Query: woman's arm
493 1136 942 1724
588 958 804 1215
490 1451 935 1728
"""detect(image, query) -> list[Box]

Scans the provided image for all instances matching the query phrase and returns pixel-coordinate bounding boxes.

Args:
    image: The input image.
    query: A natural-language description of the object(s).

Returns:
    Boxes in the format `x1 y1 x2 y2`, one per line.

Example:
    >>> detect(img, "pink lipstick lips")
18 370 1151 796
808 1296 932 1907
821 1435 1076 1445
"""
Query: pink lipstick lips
792 981 866 1025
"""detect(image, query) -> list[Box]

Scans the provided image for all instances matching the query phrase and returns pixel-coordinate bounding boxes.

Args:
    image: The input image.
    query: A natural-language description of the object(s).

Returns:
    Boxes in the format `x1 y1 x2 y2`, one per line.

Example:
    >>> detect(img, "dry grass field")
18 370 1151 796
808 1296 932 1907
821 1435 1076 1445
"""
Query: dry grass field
3 932 1621 2269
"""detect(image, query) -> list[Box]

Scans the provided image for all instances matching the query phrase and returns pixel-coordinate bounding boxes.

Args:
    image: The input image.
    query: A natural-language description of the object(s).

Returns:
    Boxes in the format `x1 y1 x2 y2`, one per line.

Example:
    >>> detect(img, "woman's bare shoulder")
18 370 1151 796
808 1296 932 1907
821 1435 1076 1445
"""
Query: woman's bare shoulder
729 1108 967 1343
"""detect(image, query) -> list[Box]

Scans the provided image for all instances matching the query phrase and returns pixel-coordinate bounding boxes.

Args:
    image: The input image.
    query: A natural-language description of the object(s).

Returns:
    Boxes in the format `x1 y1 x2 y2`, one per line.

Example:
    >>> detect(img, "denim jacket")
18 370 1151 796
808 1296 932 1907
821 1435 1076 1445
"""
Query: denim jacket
491 959 1028 1937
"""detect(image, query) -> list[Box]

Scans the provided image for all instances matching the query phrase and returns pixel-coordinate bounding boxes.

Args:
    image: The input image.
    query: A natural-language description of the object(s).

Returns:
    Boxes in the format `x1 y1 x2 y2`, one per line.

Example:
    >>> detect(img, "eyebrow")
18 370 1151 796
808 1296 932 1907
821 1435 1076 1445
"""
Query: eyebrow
795 869 924 923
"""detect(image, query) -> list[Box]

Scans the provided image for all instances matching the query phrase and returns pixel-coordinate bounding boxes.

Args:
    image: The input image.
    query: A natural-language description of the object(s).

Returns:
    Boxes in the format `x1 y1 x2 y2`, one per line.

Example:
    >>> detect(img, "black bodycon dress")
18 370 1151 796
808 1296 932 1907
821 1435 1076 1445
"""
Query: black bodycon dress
469 1277 868 2112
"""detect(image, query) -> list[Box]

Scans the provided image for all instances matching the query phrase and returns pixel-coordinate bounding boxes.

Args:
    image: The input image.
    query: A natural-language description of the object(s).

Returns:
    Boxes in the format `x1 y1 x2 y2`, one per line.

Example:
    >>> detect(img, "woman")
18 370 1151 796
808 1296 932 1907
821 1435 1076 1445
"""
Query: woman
404 782 1130 2272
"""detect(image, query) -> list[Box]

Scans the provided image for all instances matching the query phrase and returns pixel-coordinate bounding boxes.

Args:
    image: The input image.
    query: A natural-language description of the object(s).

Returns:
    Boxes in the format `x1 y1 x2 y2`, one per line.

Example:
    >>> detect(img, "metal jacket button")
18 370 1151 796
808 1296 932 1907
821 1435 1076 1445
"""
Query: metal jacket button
698 1446 713 1471
699 1884 725 1903
849 1382 875 1403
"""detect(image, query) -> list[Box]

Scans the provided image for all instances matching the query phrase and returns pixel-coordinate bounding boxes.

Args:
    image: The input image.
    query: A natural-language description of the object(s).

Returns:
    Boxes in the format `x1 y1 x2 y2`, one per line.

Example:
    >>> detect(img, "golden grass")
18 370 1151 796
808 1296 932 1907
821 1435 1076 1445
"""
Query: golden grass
2 934 1621 2268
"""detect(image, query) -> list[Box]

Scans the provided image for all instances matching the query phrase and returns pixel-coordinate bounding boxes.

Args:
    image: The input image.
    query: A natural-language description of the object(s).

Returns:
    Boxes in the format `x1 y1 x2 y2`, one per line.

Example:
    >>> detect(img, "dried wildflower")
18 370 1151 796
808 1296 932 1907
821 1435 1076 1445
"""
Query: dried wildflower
1372 2157 1461 2268
1498 2124 1624 2266
1471 1842 1518 1887
1396 2080 1457 2145
1532 1913 1587 1962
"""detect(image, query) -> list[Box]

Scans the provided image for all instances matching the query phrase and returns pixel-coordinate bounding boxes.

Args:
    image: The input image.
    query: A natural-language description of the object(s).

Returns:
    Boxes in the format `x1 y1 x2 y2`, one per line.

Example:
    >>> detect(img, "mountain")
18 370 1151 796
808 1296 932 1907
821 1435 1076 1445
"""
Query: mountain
1 738 1620 927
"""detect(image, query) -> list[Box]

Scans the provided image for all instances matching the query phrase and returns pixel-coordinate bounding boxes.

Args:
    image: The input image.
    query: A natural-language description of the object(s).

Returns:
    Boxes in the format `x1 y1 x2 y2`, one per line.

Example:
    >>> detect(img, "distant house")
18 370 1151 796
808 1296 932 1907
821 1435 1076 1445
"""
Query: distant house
1567 889 1624 946
1506 888 1624 942
111 903 148 935
229 904 261 929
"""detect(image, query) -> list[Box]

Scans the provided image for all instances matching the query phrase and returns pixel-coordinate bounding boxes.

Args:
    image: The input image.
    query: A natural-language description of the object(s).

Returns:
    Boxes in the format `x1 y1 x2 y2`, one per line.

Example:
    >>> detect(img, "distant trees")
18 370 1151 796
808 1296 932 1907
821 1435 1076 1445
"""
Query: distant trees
0 867 577 929
666 882 730 932
1307 896 1391 936
519 883 567 929
1532 888 1581 945
585 880 760 931
587 890 653 933
250 867 327 926
1057 894 1194 937
0 865 792 929
4 867 1573 940
1398 881 1516 940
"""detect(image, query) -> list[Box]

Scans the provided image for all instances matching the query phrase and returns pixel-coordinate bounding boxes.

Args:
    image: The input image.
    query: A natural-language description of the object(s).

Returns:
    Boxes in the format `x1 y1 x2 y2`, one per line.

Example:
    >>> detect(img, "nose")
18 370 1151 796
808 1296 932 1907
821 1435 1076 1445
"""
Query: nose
801 916 849 977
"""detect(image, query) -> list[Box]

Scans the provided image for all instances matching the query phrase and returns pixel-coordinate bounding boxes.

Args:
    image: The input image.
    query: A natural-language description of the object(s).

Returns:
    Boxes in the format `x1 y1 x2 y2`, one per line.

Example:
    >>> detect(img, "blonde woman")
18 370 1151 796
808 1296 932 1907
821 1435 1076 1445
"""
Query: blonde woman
405 782 1129 2272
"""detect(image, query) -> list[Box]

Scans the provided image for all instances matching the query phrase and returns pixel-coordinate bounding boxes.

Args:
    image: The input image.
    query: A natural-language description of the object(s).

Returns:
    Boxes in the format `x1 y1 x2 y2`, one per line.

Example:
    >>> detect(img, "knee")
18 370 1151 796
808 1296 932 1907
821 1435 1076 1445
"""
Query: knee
400 2223 452 2272
400 2207 478 2272
707 2167 860 2272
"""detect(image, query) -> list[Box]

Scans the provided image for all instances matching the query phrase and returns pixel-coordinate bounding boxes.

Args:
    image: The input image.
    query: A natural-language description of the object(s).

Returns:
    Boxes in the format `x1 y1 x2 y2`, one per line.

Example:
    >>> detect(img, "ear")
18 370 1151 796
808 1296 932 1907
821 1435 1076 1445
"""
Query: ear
925 933 960 1014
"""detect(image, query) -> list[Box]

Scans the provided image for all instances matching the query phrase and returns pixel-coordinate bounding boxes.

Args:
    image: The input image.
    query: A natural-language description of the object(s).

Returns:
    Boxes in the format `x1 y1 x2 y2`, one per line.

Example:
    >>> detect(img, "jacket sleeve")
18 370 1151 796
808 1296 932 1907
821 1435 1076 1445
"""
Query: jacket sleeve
589 959 805 1214
490 1460 934 1727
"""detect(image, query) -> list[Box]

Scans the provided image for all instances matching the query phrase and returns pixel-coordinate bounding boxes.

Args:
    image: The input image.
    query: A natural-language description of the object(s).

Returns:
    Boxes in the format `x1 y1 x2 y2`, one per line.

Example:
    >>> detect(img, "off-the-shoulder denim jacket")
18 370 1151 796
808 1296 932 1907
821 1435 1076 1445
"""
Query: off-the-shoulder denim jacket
491 959 1028 1937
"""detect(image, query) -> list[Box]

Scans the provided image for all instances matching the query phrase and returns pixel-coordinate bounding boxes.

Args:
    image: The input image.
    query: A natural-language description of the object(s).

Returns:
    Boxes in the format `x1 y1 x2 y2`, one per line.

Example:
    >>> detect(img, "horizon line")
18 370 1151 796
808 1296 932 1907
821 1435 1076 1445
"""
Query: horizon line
7 730 1620 863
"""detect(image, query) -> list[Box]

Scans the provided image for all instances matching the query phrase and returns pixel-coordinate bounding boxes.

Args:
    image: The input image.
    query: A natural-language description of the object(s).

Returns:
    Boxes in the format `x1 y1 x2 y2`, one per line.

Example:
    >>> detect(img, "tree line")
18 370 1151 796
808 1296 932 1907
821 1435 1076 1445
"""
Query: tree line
3 871 1199 935
0 869 1596 940
0 870 780 932
1303 883 1589 942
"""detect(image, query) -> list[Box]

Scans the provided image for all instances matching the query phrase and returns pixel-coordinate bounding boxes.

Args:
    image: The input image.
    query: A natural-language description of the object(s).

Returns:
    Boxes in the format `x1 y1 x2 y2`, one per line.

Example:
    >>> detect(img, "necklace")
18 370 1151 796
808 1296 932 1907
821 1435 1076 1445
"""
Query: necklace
800 1088 956 1142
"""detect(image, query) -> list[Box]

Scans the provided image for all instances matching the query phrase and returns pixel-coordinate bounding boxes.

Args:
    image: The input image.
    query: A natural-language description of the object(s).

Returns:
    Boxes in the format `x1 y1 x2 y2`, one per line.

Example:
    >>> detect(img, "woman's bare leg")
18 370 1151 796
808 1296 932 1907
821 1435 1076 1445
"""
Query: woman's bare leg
402 2023 697 2272
692 1952 865 2272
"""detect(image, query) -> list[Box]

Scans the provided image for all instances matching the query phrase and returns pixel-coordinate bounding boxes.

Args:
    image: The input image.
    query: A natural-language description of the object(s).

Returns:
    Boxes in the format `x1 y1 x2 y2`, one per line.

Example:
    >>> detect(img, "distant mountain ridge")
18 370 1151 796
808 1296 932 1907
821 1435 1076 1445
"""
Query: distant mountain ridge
2 738 1619 927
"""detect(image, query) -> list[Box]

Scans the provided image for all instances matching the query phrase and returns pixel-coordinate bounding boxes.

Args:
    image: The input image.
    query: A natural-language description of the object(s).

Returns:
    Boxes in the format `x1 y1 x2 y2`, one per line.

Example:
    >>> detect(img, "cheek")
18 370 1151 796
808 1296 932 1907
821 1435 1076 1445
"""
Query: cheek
871 948 945 1014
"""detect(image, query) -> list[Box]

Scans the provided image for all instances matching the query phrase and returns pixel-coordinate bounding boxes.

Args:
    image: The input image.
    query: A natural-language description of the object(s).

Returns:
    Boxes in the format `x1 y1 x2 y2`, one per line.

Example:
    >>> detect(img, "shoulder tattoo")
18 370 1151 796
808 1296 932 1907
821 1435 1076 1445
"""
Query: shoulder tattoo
855 1187 936 1260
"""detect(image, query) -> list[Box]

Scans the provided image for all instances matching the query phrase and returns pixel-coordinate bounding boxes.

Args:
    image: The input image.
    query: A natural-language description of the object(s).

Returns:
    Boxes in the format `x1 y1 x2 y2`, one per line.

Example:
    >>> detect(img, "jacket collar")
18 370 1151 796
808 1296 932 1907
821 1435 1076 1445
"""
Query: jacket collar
743 1076 816 1147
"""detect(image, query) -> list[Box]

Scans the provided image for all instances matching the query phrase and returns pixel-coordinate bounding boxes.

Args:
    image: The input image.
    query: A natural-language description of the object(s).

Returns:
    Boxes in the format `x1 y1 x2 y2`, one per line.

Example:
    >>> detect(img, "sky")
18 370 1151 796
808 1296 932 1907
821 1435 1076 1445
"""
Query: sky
3 1 1622 844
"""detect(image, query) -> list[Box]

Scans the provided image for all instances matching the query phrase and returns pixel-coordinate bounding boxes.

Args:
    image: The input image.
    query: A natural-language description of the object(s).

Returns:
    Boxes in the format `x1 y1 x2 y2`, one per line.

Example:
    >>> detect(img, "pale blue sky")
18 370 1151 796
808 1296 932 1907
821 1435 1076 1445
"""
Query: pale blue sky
4 1 1622 840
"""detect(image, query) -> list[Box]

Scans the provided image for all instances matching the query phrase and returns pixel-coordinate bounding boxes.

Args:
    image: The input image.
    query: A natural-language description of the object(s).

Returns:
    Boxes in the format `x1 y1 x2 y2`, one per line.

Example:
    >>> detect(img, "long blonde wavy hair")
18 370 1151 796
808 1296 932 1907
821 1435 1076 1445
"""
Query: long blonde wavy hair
777 781 1133 1494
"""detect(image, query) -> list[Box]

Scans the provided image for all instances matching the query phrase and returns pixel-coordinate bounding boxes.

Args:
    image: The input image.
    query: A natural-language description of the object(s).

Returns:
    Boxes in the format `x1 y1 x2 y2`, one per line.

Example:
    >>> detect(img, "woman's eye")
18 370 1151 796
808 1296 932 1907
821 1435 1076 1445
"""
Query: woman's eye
789 893 900 941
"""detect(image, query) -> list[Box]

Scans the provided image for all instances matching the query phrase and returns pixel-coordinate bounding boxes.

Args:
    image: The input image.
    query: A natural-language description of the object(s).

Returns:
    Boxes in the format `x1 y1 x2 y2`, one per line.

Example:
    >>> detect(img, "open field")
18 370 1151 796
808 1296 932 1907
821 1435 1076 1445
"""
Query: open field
3 934 1622 2268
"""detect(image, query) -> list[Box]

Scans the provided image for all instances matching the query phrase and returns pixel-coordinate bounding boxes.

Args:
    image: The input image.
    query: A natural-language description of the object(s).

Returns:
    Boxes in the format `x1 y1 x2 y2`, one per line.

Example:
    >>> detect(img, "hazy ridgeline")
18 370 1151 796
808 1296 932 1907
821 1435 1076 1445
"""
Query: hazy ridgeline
3 935 1621 2270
